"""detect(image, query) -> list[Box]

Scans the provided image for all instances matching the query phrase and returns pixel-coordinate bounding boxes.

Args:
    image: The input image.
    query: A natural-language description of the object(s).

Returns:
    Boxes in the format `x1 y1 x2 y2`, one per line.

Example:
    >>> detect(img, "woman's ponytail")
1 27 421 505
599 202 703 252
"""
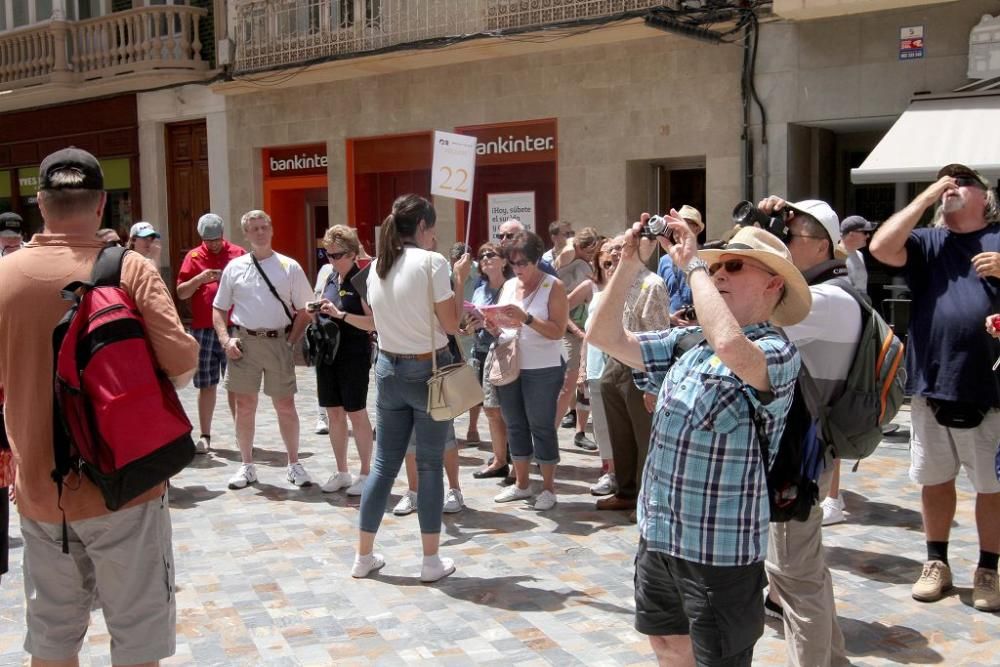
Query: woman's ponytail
376 213 402 279
374 194 436 279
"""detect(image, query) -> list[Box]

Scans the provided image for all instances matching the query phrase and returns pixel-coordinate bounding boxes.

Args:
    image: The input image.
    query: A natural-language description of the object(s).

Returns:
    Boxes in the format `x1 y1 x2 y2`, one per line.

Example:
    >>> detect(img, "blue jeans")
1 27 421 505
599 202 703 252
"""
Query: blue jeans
358 349 453 535
496 363 565 465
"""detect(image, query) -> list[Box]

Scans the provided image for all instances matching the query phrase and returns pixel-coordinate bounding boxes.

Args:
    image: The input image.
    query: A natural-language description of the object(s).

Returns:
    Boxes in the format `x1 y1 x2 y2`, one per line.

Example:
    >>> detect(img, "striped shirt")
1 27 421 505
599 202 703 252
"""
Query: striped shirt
634 324 800 566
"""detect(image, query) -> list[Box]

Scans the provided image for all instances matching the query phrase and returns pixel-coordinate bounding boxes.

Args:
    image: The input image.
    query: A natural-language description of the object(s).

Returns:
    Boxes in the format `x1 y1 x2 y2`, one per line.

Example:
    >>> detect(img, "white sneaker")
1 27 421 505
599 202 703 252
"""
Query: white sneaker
346 474 368 497
534 489 557 511
590 472 617 496
314 416 329 435
227 463 257 489
393 490 417 516
321 471 352 493
194 436 210 455
287 462 313 487
420 556 456 583
494 485 533 503
443 488 465 513
821 495 845 526
351 552 385 578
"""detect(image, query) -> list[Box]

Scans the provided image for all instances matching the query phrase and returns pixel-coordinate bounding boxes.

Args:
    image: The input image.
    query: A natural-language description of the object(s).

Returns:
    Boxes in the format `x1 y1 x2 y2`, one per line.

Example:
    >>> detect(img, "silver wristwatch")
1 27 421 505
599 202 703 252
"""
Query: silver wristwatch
683 258 709 280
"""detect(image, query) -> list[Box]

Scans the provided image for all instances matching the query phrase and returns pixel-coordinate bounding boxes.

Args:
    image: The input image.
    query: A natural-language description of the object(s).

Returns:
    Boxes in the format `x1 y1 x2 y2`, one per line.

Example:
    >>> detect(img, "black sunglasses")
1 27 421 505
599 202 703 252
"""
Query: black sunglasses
478 251 498 261
954 175 986 190
327 251 348 260
511 259 532 267
708 258 773 277
496 232 516 240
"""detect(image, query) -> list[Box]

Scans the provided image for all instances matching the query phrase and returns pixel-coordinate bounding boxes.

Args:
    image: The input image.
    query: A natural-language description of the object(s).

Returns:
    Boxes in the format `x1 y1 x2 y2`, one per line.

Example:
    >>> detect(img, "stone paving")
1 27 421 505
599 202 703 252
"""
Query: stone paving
1 368 998 666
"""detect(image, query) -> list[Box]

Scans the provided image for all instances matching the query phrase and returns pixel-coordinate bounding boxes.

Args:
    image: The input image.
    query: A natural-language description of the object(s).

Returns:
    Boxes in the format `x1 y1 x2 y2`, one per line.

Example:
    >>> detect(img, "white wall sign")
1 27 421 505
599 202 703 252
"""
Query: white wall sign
431 130 477 202
487 191 535 239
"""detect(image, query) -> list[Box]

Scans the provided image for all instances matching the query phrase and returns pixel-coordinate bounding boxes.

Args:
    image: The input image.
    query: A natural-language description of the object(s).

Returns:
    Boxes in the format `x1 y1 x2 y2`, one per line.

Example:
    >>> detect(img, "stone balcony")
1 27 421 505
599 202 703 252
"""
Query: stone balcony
772 0 960 21
0 5 212 111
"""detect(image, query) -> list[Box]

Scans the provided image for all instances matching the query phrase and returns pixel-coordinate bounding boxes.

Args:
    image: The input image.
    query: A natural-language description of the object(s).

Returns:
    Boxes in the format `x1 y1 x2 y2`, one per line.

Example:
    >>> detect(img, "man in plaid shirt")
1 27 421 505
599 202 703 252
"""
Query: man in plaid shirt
588 218 811 666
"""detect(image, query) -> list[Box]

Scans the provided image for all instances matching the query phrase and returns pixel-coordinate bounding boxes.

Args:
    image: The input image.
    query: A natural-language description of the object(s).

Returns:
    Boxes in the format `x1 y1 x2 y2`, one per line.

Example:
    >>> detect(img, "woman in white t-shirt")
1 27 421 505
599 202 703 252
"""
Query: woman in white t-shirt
352 194 470 583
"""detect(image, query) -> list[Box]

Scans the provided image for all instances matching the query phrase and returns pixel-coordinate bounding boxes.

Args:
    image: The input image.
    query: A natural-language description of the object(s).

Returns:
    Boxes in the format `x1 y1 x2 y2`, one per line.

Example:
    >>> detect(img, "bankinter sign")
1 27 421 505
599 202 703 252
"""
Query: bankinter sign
458 119 557 167
263 144 329 178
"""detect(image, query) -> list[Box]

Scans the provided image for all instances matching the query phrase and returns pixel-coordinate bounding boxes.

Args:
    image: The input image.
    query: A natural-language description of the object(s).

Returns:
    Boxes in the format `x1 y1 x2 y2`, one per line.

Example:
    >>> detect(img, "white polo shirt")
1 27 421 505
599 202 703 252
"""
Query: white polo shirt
213 252 313 330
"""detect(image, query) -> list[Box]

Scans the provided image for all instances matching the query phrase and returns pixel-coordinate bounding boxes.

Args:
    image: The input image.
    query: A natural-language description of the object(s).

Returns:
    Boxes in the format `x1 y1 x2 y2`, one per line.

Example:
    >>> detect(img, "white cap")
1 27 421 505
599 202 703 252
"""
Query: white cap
786 200 840 246
129 221 159 239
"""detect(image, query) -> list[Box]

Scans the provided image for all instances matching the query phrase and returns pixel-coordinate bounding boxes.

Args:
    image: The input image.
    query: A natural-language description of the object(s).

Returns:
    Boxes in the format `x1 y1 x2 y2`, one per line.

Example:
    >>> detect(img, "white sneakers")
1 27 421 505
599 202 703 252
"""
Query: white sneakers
346 474 367 497
534 490 558 511
393 490 417 515
443 488 465 513
821 494 845 526
494 485 534 503
227 463 258 489
321 472 353 493
286 462 312 487
350 552 456 583
590 472 617 496
194 436 211 455
314 415 329 435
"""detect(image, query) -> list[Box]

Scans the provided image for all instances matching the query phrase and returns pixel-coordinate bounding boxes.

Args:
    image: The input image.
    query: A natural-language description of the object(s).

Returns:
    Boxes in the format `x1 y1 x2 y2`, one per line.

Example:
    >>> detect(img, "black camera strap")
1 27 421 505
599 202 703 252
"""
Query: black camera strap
251 254 295 325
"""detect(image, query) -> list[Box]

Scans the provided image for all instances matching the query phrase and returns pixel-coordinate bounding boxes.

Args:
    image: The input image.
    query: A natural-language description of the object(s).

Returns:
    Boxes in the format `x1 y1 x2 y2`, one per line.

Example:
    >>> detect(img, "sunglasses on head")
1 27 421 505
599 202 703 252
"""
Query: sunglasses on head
327 251 348 260
496 232 516 240
479 251 498 261
954 175 986 189
708 258 774 277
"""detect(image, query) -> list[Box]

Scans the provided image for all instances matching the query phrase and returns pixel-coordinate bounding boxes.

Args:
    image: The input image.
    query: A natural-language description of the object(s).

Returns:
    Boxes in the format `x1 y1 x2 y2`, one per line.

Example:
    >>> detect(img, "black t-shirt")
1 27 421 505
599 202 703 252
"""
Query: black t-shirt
903 225 1000 406
321 264 370 352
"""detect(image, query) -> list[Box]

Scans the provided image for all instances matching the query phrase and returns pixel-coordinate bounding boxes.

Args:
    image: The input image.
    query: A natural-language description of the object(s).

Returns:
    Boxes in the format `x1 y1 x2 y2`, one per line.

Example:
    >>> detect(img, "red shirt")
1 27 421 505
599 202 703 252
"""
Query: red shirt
177 240 245 329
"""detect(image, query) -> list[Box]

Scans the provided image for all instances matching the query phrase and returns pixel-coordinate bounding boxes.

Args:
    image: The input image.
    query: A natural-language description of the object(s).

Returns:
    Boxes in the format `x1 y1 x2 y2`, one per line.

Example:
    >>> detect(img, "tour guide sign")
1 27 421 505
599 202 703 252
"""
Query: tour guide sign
431 130 478 245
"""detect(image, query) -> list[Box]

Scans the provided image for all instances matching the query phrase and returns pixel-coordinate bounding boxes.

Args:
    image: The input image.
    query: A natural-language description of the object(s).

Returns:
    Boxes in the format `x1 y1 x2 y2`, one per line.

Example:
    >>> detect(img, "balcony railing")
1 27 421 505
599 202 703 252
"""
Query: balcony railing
233 0 664 75
0 5 209 90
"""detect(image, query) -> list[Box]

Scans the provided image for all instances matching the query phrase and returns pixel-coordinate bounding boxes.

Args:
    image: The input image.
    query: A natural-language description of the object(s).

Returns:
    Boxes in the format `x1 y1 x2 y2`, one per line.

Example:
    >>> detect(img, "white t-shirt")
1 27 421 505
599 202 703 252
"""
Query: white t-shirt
314 262 334 296
367 247 453 355
213 252 313 330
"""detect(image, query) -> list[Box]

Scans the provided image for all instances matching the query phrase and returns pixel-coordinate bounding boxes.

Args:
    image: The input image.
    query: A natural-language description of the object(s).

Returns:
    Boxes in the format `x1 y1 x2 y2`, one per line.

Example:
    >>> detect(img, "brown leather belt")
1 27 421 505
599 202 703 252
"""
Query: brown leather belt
380 345 449 361
237 326 291 338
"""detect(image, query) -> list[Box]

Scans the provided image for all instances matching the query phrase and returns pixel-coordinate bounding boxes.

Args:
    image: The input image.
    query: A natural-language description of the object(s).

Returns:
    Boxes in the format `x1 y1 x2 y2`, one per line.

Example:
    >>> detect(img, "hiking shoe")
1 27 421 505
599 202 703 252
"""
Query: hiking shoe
821 495 845 526
573 433 598 451
393 490 417 516
194 436 211 455
590 472 617 496
287 462 312 487
314 416 329 435
443 488 465 513
973 568 1000 611
912 560 953 602
227 463 257 489
561 410 576 429
351 553 385 578
494 485 533 503
534 490 557 511
321 471 352 493
420 556 456 583
346 474 367 497
764 595 784 620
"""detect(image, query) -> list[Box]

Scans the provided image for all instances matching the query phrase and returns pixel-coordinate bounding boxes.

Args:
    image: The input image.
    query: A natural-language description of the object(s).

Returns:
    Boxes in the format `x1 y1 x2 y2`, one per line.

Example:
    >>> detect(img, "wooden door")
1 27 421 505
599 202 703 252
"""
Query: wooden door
165 120 210 286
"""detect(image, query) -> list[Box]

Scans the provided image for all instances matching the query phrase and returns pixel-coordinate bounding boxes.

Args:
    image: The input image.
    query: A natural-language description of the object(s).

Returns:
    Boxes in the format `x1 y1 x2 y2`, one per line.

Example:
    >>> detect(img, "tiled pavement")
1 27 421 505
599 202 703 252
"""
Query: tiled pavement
1 369 998 666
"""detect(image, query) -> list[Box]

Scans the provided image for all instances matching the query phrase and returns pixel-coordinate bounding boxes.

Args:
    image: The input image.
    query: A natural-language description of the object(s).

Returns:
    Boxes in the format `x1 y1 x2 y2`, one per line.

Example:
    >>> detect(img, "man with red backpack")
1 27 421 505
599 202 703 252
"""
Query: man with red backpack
0 147 198 665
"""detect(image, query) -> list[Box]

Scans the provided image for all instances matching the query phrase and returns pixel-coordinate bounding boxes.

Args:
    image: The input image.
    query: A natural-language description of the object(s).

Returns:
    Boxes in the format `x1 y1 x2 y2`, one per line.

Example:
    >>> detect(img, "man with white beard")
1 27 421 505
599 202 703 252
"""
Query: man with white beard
871 163 1000 612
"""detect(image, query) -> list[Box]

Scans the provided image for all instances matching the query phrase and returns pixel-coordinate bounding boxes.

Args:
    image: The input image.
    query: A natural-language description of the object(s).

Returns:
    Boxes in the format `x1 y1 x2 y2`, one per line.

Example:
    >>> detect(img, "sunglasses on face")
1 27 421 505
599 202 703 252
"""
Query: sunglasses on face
708 258 774 277
496 232 516 240
954 176 985 189
327 251 348 260
479 251 498 261
511 259 532 268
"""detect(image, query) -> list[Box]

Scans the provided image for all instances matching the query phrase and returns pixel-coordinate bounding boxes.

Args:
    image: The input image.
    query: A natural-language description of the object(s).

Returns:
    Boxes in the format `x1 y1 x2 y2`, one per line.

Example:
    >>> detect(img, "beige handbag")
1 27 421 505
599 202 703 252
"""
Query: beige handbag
424 257 484 422
487 281 541 387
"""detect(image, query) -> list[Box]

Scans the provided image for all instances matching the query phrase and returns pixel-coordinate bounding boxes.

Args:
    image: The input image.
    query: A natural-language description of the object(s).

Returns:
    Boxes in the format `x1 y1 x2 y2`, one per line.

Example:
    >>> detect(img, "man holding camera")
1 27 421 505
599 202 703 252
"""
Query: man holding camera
177 213 245 455
655 204 704 325
588 212 806 666
756 197 855 667
870 164 1000 612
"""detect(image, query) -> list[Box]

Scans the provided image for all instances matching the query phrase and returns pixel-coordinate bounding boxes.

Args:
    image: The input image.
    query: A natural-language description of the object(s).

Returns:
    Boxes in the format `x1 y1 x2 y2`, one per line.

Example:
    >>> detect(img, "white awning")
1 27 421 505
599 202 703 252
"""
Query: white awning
850 94 1000 185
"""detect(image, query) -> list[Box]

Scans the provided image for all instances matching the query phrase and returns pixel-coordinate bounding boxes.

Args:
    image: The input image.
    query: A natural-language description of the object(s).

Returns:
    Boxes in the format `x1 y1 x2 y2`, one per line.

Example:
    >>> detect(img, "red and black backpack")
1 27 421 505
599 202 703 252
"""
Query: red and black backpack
51 246 194 535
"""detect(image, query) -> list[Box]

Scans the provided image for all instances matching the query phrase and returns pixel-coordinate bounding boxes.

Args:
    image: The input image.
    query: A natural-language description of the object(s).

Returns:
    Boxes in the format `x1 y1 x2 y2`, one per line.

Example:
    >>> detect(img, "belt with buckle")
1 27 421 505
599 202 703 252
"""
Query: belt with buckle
238 326 290 338
380 345 449 361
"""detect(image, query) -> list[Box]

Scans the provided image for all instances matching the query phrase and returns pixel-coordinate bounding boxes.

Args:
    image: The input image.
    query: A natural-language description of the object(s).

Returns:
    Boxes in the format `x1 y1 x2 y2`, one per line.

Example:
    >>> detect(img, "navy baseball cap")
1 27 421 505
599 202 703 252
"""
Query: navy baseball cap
38 147 104 191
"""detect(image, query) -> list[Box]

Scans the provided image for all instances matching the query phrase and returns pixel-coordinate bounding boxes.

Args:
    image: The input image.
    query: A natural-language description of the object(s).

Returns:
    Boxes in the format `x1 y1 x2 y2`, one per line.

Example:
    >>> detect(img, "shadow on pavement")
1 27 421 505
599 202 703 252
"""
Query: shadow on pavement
825 545 924 585
210 447 315 467
841 490 926 532
169 484 226 509
840 617 945 664
441 507 538 546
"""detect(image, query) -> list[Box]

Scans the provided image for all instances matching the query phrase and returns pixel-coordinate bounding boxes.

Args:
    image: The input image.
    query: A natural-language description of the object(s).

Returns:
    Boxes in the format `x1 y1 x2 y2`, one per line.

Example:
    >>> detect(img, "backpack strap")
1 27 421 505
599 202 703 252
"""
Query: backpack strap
92 245 128 287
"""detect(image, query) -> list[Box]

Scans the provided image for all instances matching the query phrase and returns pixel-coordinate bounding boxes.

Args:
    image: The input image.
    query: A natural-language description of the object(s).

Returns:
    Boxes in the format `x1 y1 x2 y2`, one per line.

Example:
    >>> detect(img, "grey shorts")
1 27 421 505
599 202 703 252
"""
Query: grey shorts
223 328 297 398
21 494 176 664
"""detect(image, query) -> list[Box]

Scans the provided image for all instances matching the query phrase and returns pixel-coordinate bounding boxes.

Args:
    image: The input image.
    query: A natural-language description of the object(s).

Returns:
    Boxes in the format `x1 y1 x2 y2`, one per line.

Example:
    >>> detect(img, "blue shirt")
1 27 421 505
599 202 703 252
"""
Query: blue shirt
903 226 1000 406
634 324 800 566
657 254 692 312
470 278 503 353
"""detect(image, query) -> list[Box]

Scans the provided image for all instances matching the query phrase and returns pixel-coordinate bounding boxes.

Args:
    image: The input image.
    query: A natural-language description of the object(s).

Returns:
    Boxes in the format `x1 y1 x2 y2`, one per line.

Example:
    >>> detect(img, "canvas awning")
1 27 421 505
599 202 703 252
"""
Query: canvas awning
850 94 1000 185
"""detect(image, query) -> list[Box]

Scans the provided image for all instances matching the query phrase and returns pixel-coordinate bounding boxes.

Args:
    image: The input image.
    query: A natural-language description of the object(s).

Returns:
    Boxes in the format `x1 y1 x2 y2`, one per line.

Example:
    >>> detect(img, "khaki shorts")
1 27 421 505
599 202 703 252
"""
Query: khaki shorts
224 330 297 398
21 494 176 664
910 396 1000 493
562 333 583 374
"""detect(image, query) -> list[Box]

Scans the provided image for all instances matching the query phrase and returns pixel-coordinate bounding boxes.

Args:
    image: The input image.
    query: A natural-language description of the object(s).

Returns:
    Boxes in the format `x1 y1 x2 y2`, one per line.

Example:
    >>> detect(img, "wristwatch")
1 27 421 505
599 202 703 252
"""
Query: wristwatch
524 313 535 326
683 258 709 281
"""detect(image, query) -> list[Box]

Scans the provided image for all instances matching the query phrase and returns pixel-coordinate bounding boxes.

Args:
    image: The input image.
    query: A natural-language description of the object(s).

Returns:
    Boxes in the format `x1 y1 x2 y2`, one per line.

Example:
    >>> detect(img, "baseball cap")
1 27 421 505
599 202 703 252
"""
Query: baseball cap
0 212 23 238
937 163 990 189
38 147 104 191
785 199 841 246
129 221 160 239
197 213 224 240
840 215 874 234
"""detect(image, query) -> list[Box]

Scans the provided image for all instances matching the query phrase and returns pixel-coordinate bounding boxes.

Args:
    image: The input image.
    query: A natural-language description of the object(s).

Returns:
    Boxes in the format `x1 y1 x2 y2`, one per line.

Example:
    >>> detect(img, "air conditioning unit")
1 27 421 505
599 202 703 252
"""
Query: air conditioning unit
217 38 233 66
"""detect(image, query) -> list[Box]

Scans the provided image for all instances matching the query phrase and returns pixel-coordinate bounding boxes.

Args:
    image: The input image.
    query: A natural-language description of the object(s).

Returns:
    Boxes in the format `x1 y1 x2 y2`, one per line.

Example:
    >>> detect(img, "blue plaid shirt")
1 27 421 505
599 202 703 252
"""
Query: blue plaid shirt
634 324 800 566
